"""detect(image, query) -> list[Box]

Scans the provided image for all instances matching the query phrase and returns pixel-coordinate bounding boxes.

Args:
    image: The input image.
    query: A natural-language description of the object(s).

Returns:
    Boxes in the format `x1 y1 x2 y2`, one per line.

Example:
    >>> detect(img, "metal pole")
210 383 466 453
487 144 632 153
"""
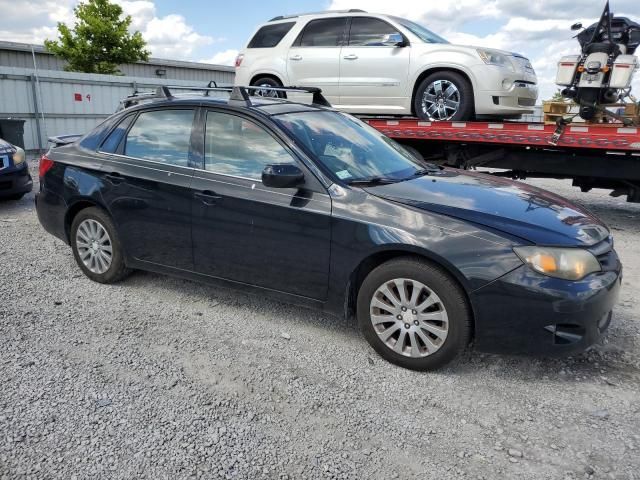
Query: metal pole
31 45 47 152
30 74 44 152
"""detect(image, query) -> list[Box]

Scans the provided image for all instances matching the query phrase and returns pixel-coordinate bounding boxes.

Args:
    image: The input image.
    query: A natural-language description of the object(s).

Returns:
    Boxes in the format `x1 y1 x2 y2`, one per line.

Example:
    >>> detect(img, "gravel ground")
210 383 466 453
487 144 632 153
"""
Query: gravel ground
1 159 639 479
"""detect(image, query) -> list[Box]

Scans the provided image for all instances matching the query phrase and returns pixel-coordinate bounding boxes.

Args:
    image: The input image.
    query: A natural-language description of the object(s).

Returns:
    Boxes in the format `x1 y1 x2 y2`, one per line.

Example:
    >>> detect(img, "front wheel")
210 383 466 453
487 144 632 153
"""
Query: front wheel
357 257 472 370
414 71 474 121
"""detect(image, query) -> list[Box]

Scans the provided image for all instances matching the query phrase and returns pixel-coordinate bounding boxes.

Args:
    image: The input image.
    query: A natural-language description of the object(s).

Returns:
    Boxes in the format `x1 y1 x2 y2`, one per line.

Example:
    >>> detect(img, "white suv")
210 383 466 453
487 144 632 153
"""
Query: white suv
234 10 538 121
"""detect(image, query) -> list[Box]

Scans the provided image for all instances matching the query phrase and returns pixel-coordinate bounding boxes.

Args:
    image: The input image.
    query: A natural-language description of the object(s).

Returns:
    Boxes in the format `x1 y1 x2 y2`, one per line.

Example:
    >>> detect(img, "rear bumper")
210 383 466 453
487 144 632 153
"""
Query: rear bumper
0 162 32 197
471 262 622 355
35 187 68 244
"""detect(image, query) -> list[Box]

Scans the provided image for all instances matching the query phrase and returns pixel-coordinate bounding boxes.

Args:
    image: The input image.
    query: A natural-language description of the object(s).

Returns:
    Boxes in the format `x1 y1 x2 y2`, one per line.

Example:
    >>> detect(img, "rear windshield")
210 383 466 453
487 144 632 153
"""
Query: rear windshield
248 22 296 48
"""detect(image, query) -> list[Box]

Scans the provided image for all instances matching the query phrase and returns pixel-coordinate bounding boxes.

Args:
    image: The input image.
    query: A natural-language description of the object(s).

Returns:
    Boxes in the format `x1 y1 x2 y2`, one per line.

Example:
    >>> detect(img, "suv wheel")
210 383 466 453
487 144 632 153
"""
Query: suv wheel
250 76 286 98
357 257 471 370
70 207 131 284
414 71 474 121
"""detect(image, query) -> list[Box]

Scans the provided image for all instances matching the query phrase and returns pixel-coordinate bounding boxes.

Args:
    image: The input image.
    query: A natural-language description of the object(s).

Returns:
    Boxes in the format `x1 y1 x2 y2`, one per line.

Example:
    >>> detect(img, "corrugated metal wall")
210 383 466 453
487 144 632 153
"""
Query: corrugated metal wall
0 43 235 83
0 67 235 151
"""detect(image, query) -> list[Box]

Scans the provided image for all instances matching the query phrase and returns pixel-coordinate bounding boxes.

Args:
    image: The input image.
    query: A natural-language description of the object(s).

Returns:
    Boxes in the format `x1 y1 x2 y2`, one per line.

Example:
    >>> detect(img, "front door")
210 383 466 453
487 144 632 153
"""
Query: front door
190 109 332 300
98 108 196 270
338 17 411 114
286 17 348 105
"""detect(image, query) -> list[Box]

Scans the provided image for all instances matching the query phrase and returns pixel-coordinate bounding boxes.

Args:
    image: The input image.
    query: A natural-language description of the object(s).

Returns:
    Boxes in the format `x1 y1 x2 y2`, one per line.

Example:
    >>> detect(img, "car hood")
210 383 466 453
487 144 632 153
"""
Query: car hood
364 169 609 246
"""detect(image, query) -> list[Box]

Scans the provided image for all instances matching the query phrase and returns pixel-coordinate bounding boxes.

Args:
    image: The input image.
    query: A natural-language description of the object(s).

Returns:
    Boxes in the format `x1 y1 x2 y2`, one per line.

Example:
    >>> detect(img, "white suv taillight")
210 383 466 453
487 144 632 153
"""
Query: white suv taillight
235 54 244 68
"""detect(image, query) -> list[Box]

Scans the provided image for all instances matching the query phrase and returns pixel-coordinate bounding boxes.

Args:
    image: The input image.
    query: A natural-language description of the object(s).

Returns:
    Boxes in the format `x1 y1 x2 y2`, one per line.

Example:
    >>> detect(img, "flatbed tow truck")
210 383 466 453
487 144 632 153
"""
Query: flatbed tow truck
363 117 640 203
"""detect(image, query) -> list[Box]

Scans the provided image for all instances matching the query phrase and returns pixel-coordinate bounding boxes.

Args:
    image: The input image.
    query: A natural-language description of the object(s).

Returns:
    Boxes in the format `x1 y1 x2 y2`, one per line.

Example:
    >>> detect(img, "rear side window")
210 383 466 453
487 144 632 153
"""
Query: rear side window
248 22 295 48
124 109 195 167
204 111 296 180
348 17 401 46
296 18 347 47
100 115 135 153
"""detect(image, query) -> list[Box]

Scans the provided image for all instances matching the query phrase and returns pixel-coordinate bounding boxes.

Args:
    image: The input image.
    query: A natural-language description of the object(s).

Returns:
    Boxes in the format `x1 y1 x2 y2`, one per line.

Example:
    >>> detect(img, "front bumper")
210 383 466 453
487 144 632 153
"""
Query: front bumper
0 161 33 197
472 64 538 115
470 260 622 355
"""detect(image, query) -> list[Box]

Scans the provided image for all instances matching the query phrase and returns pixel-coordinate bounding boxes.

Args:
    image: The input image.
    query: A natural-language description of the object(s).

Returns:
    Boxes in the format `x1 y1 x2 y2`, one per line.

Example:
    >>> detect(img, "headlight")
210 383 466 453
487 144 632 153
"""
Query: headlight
513 246 601 281
477 49 515 71
12 146 26 165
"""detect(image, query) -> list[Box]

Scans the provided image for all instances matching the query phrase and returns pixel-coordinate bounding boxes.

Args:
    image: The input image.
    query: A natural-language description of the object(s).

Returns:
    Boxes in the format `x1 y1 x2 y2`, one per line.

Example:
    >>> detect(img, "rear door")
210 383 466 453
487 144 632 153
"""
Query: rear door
98 108 196 270
286 17 348 105
190 108 332 300
338 17 411 113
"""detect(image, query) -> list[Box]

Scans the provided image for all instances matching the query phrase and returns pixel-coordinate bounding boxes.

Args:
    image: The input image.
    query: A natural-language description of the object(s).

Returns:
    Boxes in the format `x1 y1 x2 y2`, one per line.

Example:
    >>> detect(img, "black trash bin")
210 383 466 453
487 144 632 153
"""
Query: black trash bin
0 118 26 149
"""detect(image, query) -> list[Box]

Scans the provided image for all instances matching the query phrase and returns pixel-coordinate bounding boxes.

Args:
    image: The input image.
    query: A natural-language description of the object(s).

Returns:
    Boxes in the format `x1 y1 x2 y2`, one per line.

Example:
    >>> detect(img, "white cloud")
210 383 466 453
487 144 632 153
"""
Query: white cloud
0 0 227 62
329 0 640 100
201 49 239 66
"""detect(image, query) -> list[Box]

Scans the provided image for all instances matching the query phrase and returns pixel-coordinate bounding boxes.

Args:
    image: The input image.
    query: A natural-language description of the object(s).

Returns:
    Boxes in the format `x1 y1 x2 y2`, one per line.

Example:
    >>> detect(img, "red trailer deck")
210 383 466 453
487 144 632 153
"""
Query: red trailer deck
363 118 640 202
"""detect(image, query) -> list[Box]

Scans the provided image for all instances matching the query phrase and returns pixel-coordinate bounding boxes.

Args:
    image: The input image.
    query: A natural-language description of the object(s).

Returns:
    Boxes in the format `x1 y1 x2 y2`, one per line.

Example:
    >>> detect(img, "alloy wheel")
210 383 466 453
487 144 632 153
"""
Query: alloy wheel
421 80 461 120
369 278 449 357
254 83 279 98
75 219 113 274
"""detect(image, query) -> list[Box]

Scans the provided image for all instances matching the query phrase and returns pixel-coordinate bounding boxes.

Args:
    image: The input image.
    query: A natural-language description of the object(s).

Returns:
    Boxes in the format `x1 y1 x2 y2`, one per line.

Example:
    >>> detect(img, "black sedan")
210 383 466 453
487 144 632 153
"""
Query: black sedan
0 138 32 200
35 86 622 370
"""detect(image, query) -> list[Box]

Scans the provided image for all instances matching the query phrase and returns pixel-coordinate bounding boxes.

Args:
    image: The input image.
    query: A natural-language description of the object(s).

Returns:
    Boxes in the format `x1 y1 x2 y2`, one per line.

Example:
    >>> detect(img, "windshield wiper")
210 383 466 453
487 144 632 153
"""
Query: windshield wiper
347 176 398 186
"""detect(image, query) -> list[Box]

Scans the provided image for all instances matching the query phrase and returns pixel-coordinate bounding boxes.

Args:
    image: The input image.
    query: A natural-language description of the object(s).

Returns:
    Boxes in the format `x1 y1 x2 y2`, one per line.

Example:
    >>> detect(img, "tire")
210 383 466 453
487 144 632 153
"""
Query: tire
250 76 286 99
70 207 131 284
357 257 471 371
413 71 474 121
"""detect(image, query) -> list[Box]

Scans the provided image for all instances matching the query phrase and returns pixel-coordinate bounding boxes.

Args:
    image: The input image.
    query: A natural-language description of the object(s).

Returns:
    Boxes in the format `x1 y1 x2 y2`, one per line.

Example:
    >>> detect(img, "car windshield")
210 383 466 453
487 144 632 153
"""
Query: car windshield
391 16 449 44
274 111 432 184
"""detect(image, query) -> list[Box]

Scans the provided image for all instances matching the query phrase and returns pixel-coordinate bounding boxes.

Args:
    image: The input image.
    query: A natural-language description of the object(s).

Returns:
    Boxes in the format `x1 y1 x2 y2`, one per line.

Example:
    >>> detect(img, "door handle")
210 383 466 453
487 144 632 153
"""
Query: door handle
194 190 222 206
289 55 302 61
105 172 124 185
343 54 358 60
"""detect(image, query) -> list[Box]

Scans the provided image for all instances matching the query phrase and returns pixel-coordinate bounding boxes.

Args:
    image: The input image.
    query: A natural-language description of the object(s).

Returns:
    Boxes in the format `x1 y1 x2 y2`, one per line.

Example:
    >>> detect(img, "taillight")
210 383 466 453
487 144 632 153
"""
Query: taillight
235 54 244 68
39 154 54 177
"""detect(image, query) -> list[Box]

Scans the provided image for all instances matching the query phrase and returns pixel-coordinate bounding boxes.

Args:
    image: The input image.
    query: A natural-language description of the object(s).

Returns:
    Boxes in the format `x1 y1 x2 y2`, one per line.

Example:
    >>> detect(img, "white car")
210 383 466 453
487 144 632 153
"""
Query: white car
234 10 538 121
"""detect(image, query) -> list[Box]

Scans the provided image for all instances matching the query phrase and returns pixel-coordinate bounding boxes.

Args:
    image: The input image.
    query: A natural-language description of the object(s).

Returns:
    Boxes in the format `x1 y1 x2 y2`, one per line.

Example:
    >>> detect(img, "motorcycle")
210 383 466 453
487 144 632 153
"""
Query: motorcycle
556 1 640 123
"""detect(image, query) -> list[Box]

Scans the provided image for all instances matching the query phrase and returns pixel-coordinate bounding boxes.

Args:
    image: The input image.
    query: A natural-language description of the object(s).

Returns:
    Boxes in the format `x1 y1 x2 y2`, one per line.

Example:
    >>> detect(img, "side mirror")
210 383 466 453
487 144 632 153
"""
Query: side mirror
382 32 406 47
571 22 583 31
262 164 304 189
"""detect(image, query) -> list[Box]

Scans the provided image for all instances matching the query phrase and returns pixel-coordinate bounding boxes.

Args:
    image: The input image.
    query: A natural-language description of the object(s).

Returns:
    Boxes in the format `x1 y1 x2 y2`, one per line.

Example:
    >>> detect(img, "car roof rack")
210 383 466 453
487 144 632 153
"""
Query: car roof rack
118 83 331 110
269 9 366 22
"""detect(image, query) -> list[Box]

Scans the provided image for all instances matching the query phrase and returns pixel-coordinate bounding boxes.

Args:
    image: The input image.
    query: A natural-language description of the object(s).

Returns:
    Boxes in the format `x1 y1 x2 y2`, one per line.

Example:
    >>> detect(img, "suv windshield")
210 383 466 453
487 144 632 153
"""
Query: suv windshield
274 111 434 184
391 16 449 44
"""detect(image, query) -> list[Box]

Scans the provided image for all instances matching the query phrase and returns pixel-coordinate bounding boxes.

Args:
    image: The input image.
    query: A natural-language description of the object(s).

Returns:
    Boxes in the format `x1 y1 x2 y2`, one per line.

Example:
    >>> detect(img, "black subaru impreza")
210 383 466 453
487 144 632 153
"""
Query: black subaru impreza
35 86 622 370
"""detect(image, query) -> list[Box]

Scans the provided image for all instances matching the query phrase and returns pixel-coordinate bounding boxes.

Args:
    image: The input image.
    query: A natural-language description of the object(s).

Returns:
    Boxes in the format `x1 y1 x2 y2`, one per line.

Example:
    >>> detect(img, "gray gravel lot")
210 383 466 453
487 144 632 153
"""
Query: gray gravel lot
1 160 639 479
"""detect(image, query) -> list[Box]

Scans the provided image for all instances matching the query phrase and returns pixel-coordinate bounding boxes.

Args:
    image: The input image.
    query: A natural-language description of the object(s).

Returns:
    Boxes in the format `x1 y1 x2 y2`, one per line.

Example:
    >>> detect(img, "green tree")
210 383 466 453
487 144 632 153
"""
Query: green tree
45 0 150 75
550 89 566 102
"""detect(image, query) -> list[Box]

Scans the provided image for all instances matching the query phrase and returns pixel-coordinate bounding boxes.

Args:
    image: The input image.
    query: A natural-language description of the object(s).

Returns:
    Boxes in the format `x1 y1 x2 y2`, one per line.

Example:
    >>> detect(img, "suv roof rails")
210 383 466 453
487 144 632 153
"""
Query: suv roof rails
269 9 366 22
118 83 332 110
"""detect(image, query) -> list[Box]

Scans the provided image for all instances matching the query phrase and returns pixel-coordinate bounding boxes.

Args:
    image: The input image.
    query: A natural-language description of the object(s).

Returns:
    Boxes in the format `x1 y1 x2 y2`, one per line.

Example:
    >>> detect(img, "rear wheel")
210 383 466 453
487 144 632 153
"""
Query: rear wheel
357 257 471 370
70 207 131 284
414 71 474 121
250 76 286 98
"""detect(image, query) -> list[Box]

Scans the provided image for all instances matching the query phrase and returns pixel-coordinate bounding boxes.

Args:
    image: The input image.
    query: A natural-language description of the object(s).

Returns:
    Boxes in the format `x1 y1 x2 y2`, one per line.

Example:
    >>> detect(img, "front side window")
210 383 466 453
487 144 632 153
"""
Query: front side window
348 17 401 46
275 111 426 183
248 22 296 48
204 111 296 180
297 18 347 47
124 109 194 166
